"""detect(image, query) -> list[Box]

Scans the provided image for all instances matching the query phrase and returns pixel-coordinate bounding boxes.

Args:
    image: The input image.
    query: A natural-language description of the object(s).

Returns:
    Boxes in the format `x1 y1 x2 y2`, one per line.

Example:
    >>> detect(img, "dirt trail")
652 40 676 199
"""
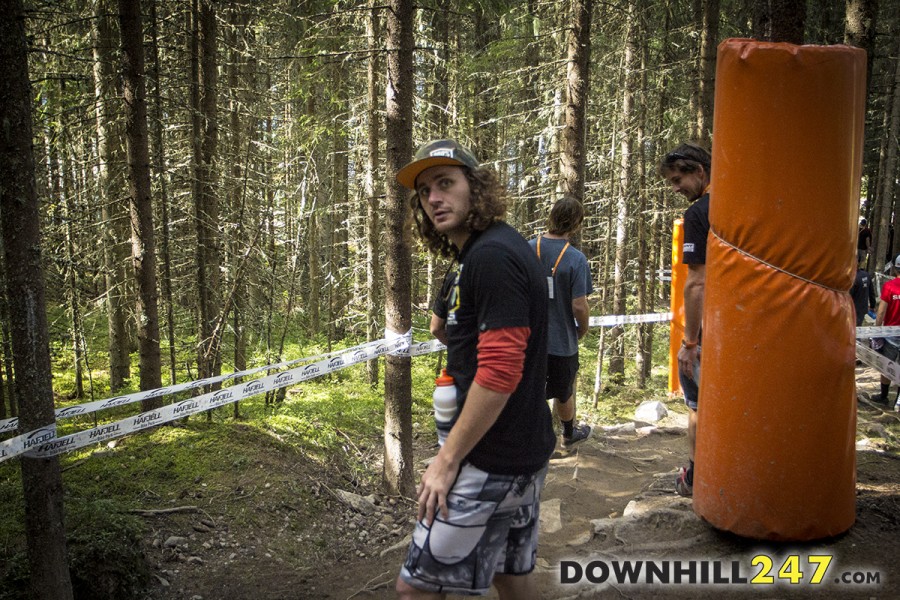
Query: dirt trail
145 366 900 599
331 366 900 600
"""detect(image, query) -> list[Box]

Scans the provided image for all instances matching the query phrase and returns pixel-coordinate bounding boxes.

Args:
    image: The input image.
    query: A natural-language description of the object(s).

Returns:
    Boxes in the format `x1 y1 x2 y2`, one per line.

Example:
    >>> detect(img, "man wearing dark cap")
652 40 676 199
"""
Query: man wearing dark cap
395 139 555 599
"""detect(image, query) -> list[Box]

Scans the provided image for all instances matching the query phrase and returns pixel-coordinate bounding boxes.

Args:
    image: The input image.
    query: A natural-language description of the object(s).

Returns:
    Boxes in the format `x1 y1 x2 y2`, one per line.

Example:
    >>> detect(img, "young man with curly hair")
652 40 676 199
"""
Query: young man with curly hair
395 139 555 600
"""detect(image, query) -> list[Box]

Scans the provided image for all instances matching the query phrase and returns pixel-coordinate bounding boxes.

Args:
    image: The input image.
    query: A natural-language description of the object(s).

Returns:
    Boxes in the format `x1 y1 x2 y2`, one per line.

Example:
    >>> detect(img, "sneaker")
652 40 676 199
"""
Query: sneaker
675 466 693 497
562 423 592 449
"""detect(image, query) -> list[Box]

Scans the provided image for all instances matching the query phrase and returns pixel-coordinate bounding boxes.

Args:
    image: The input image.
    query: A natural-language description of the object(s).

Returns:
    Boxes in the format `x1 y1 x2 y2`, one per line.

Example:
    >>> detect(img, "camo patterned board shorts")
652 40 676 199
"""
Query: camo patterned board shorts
399 462 548 595
678 351 701 411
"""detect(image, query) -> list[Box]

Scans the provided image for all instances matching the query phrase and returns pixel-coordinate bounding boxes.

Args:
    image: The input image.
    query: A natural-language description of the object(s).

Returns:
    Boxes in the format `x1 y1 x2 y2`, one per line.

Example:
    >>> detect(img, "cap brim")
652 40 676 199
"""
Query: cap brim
396 157 467 190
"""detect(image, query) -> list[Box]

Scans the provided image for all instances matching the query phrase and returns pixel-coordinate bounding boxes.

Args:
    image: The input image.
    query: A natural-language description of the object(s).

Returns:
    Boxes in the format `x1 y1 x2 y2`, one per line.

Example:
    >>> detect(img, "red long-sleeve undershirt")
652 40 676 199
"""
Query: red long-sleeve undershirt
473 326 530 394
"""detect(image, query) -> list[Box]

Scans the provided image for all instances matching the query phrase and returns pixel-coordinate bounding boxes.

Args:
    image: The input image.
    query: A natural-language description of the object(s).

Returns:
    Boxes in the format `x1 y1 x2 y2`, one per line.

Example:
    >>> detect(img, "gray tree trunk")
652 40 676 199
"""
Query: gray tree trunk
770 0 806 43
0 247 16 417
366 1 382 385
635 4 653 388
875 33 900 268
0 2 73 596
560 0 592 203
119 0 163 407
195 0 223 385
697 0 719 144
844 0 878 94
383 0 415 496
147 0 178 385
92 0 131 391
608 0 638 381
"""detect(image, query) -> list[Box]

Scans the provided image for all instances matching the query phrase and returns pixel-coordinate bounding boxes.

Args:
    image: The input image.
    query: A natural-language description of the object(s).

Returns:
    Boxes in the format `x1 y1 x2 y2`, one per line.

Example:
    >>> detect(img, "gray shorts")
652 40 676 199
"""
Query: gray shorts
679 351 701 411
399 462 548 595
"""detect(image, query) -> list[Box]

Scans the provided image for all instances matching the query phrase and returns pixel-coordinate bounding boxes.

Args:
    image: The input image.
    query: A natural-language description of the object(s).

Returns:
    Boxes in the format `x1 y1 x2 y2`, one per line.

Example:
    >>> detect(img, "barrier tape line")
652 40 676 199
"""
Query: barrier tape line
856 342 900 386
589 312 673 327
0 337 396 435
0 311 668 464
854 326 900 340
0 336 410 464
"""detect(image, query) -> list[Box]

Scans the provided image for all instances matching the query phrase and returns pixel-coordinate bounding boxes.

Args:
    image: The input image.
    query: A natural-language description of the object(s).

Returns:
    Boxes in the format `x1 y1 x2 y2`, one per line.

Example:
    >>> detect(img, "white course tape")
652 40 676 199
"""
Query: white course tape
0 424 56 462
408 339 446 356
384 328 414 357
1 311 674 464
855 326 900 340
589 312 673 328
0 336 410 464
856 342 900 385
0 339 389 435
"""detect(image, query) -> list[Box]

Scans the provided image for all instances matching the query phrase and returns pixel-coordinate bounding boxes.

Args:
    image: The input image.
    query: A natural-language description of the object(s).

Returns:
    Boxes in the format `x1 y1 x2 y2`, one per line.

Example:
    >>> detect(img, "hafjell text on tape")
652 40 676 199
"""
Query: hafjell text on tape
1 311 676 464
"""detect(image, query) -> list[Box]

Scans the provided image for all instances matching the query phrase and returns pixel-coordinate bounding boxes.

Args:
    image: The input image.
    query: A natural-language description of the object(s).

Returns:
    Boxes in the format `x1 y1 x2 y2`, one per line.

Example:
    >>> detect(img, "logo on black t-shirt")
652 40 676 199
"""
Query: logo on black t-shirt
446 265 462 327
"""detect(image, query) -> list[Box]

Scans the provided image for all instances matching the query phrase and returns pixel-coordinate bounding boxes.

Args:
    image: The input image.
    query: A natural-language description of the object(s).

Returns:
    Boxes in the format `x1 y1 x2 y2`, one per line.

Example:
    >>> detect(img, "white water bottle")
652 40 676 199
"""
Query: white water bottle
433 369 457 446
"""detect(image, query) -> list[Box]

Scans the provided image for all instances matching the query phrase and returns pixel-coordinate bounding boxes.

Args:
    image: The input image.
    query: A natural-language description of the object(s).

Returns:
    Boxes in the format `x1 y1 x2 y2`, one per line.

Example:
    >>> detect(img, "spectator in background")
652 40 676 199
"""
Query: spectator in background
660 142 712 498
873 255 900 407
885 224 894 264
529 196 593 449
850 257 876 327
858 218 873 266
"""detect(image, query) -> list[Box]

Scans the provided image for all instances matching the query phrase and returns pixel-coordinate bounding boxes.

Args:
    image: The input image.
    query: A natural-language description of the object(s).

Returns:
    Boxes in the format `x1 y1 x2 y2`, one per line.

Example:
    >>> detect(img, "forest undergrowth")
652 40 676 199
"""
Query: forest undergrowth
0 318 673 599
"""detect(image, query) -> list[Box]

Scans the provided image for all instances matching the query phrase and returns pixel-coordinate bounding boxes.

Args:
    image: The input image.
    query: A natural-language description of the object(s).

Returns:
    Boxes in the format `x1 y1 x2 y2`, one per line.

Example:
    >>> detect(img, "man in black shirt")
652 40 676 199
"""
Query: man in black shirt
395 139 554 599
660 143 712 498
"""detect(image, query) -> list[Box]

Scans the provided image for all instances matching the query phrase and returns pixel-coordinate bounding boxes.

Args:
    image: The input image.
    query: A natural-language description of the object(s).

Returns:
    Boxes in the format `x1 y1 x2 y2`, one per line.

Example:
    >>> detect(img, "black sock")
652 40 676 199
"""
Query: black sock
882 383 891 401
686 460 694 486
562 418 574 438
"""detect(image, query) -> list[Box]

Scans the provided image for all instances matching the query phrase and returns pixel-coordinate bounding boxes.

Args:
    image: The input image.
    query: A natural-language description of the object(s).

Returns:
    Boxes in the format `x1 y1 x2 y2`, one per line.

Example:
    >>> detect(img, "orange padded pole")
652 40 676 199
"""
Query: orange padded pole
693 39 865 540
668 219 686 396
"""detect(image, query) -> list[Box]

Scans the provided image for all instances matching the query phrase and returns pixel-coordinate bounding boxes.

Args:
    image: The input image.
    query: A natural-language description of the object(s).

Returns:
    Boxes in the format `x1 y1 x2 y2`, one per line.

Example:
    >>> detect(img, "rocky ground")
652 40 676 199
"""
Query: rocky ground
140 364 900 600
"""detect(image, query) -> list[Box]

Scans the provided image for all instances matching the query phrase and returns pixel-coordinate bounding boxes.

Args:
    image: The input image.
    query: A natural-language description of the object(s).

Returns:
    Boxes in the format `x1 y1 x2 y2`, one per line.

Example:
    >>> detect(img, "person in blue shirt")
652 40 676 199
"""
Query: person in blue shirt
529 196 593 448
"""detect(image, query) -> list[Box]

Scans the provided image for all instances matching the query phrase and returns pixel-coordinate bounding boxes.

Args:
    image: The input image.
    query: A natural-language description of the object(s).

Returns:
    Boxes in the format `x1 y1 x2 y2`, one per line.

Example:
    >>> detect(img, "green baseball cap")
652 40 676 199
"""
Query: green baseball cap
397 139 480 190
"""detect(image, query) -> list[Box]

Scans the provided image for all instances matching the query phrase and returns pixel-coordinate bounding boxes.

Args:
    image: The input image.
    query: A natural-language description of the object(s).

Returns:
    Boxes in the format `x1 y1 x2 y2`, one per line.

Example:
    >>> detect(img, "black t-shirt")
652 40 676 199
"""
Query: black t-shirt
682 192 709 343
443 221 555 475
682 193 710 266
432 265 456 320
858 227 872 251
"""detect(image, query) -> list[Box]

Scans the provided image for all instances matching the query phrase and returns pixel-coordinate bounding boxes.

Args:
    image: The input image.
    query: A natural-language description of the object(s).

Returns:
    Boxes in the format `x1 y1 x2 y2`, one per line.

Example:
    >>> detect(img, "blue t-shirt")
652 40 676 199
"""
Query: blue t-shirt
528 236 594 356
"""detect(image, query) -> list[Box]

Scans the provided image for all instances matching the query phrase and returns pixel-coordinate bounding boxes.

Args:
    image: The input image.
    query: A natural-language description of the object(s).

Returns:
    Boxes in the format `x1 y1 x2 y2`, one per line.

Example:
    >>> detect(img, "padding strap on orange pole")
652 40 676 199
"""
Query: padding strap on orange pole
694 39 865 541
668 219 686 396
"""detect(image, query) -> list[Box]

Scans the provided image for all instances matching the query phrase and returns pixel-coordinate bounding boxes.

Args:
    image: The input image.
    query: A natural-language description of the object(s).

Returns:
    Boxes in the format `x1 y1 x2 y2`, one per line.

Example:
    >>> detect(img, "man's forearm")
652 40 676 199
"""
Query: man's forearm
437 382 510 468
573 296 590 340
683 281 705 341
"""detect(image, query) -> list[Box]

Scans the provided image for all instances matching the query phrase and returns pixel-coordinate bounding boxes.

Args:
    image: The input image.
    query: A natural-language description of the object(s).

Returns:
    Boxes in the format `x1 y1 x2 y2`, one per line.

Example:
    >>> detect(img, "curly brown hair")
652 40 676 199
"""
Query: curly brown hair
408 166 507 258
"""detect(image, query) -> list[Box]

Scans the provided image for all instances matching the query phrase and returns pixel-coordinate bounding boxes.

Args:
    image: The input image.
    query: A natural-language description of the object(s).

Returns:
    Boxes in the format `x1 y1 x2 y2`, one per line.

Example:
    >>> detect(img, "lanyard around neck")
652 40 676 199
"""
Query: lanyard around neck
536 236 570 276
